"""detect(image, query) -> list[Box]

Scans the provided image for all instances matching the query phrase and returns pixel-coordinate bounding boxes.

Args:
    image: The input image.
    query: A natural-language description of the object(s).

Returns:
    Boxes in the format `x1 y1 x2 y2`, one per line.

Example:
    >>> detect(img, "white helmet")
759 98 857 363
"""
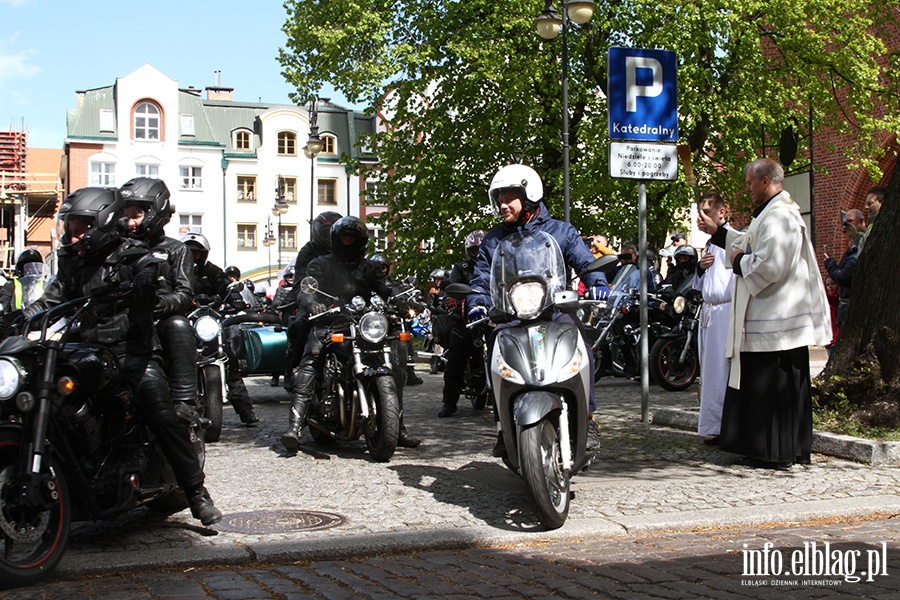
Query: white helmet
488 164 543 208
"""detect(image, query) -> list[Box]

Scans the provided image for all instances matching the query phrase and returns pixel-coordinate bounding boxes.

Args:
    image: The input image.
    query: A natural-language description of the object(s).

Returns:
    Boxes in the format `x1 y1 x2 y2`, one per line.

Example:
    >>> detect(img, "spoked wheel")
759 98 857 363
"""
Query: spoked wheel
364 376 400 462
519 419 570 530
0 431 71 590
200 364 224 442
649 336 698 391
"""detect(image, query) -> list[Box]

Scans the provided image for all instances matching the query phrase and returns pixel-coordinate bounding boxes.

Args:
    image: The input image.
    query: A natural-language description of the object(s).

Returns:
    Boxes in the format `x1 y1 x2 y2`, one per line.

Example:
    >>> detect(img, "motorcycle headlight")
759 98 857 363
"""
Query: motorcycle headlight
673 296 687 314
0 357 25 401
508 281 546 320
194 315 221 343
359 312 389 343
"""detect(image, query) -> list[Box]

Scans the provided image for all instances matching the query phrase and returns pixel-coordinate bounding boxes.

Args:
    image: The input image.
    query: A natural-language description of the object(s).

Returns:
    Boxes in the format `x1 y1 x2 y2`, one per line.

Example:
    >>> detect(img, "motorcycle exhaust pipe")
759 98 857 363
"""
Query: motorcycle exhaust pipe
308 419 337 439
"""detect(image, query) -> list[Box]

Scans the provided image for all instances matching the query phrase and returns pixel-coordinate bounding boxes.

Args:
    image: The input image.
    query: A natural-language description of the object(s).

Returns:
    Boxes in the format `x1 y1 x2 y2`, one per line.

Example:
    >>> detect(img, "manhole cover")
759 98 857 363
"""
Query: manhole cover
214 510 348 534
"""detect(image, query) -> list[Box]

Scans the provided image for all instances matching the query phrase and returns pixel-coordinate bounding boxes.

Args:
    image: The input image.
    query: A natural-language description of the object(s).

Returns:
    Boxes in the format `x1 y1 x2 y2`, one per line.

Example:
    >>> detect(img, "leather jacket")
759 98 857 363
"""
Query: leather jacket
298 255 398 319
26 239 163 354
148 234 195 319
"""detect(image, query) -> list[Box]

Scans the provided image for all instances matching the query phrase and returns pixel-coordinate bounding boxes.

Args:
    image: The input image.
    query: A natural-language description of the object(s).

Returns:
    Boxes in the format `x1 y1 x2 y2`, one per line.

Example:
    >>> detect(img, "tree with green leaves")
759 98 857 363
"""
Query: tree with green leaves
280 0 897 276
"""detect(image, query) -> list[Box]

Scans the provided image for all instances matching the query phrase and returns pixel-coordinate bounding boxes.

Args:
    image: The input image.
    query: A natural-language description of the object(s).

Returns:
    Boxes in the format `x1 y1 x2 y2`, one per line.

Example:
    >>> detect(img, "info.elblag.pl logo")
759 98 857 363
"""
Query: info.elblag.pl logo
741 541 889 586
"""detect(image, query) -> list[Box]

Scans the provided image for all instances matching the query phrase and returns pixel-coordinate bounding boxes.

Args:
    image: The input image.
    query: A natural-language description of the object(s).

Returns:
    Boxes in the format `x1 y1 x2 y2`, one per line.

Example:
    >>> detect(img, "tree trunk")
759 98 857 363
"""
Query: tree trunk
819 164 900 427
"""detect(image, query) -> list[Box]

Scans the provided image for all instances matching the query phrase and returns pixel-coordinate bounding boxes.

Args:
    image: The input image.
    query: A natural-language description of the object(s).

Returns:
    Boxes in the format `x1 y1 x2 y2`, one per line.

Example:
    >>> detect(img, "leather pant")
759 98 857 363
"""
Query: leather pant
157 315 198 407
120 354 204 492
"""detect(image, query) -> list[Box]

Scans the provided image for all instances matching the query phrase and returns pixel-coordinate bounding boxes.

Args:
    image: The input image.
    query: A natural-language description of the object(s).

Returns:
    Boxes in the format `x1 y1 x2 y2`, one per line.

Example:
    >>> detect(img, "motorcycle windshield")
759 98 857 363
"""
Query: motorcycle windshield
489 230 566 320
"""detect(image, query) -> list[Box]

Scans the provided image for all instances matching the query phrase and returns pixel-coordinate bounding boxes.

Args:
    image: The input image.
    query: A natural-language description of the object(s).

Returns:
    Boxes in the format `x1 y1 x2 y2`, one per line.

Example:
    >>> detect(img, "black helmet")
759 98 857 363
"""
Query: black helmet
14 248 43 277
225 265 241 280
311 211 343 251
370 253 390 275
673 245 697 268
464 230 485 261
57 187 123 255
330 216 369 264
119 177 173 238
179 231 211 266
282 265 295 283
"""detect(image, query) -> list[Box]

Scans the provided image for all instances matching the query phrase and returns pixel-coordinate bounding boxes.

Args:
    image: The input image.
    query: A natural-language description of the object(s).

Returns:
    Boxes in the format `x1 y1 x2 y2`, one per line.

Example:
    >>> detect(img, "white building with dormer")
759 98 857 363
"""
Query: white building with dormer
63 64 380 287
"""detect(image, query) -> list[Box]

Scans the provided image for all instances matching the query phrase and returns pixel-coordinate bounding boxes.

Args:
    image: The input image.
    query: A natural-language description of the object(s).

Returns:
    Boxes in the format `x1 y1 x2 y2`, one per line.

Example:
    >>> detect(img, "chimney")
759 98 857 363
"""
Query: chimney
206 86 234 101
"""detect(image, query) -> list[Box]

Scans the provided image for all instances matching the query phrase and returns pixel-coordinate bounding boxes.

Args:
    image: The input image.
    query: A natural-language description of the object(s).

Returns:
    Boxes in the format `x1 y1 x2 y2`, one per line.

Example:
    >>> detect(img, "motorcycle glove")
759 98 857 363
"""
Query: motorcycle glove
467 305 487 323
589 284 611 301
310 302 328 316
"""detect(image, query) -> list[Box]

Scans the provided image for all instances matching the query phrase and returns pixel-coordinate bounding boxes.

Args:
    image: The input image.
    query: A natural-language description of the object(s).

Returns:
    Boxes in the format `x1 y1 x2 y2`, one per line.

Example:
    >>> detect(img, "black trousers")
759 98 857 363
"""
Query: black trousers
720 346 812 465
121 355 204 491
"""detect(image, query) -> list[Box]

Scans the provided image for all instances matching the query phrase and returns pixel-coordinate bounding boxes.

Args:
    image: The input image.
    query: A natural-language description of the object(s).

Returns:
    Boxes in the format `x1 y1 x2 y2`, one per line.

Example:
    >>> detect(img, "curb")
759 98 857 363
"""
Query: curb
652 407 900 466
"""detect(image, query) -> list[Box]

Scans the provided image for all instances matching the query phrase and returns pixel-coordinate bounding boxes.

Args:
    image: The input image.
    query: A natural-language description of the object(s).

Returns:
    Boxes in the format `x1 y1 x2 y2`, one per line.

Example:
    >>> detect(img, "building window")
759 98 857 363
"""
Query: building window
283 177 297 203
322 134 337 154
237 224 257 249
180 166 202 190
136 164 159 178
134 102 161 141
278 131 297 156
90 162 116 186
237 176 256 202
179 214 202 236
365 181 380 206
318 179 337 205
235 130 251 151
99 109 115 133
180 114 195 137
279 224 298 251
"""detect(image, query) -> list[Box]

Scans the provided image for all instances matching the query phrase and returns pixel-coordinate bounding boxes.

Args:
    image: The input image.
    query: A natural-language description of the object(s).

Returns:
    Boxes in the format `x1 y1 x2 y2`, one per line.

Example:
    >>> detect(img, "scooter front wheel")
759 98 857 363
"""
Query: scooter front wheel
519 419 570 530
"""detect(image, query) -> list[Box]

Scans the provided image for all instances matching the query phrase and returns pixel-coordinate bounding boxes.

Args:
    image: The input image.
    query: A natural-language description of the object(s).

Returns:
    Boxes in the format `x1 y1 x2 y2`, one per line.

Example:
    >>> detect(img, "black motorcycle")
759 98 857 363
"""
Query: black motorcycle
0 296 205 589
298 277 405 462
648 283 702 391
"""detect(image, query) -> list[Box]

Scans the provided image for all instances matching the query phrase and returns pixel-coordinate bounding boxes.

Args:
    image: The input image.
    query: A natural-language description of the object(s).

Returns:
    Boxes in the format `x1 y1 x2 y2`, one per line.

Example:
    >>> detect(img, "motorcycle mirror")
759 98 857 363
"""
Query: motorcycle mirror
585 254 620 275
444 282 473 300
300 276 320 295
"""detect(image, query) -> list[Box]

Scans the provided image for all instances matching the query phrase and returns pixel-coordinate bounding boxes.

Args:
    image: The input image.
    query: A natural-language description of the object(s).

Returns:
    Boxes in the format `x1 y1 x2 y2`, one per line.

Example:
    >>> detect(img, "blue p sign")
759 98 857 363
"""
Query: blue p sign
609 47 678 142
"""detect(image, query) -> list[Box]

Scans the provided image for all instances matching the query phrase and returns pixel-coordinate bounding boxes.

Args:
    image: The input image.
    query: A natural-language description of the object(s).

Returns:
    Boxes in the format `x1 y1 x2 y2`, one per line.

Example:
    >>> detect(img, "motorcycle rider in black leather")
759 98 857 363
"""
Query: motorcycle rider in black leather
281 216 421 452
120 178 197 421
438 230 488 417
26 187 222 525
282 211 343 384
181 232 259 426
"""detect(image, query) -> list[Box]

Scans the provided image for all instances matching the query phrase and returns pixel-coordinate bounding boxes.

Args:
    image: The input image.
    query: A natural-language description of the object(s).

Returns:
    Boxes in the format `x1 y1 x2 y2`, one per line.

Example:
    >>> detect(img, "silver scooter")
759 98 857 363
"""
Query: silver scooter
449 230 613 529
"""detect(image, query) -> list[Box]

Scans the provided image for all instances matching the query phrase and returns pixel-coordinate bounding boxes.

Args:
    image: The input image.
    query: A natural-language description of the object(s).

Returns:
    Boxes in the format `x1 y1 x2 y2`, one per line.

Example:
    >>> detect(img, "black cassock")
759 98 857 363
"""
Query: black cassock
720 346 813 466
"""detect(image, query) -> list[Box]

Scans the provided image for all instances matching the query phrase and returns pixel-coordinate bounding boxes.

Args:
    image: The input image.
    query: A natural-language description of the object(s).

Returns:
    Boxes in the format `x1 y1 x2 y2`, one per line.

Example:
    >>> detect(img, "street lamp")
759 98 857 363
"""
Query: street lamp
535 0 595 224
303 98 325 226
262 216 276 281
273 176 289 269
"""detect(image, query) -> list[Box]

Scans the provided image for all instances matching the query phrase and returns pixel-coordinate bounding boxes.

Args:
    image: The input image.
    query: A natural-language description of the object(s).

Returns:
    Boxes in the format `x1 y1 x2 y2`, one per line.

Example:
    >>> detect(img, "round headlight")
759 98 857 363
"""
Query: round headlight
673 296 687 314
194 315 221 343
508 281 546 319
359 312 389 343
0 357 25 401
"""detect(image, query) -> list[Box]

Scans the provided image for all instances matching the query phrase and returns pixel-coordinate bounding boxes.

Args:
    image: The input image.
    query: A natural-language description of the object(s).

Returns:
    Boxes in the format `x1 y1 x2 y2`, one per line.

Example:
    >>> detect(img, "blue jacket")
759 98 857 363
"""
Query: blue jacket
468 202 607 308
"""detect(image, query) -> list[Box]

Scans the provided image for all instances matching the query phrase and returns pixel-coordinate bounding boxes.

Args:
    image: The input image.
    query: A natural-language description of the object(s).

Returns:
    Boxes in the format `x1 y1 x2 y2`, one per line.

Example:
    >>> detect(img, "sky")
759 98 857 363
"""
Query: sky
0 0 359 150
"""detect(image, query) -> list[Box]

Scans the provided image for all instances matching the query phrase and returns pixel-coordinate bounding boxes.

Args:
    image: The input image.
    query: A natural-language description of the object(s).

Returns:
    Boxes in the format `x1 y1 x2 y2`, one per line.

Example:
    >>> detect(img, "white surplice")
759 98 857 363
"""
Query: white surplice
692 225 735 436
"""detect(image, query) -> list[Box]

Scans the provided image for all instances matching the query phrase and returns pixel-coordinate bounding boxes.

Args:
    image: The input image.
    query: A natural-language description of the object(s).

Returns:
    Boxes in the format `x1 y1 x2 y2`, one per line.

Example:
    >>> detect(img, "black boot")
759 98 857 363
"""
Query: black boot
186 484 223 526
406 366 424 385
281 364 314 452
397 394 420 448
429 354 440 375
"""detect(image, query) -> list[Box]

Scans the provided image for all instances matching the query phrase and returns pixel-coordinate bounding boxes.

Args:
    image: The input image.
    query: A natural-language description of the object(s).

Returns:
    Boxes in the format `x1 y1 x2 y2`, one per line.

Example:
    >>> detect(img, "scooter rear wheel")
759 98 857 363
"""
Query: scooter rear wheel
519 419 569 530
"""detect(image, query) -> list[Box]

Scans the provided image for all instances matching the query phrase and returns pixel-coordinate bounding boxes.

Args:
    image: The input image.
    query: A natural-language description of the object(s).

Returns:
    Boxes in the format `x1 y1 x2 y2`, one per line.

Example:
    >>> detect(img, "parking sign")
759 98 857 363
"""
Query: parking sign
608 47 677 142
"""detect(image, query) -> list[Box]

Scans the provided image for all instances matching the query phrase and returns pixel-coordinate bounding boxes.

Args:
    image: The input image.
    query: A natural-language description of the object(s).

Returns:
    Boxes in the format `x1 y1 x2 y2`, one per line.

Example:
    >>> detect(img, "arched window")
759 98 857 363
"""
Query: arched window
235 130 251 151
322 134 337 155
278 131 297 156
134 102 161 141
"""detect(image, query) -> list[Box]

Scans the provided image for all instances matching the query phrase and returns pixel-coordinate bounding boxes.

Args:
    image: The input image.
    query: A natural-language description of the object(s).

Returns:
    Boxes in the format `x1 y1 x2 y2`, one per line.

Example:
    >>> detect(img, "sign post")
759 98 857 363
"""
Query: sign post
608 47 678 422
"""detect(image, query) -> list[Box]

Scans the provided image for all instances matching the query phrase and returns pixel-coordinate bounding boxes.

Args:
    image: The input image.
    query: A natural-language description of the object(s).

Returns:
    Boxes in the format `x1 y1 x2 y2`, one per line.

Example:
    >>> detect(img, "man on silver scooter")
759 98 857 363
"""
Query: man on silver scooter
466 164 610 458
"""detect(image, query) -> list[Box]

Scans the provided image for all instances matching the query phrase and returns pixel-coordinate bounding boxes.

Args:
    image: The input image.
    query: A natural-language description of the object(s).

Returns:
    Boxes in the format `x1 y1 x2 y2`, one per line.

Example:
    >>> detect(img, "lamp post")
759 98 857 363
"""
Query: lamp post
303 98 325 227
535 0 595 224
262 216 276 282
272 176 289 270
